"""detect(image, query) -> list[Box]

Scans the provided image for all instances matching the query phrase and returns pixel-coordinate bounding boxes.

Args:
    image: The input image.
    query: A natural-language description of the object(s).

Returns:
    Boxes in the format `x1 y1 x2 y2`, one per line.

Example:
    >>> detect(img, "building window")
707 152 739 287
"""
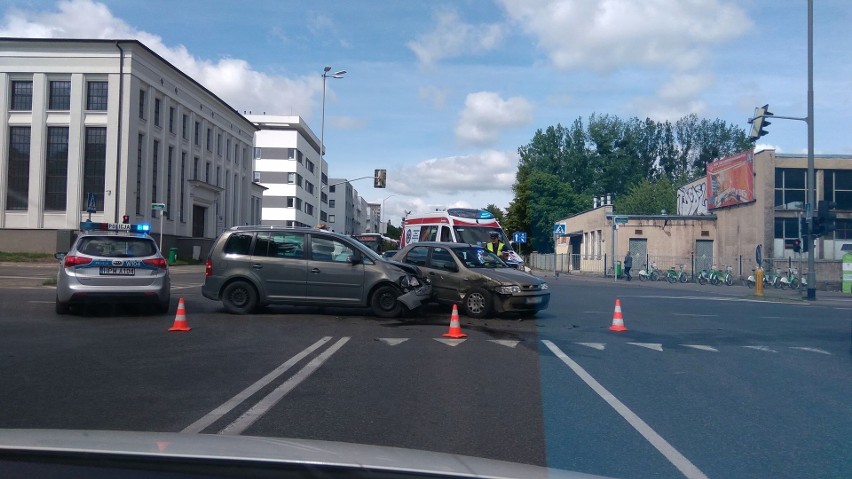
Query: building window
205 162 211 183
305 203 313 216
180 152 187 222
253 147 261 160
287 148 296 160
329 185 336 193
152 140 159 204
10 80 33 111
217 133 222 156
835 219 852 240
328 214 335 223
287 172 296 184
287 197 295 208
216 166 221 187
182 114 188 139
824 169 852 210
194 121 200 145
774 168 807 210
774 217 800 242
226 139 231 161
83 127 107 210
305 182 314 195
306 160 315 174
136 134 144 214
154 98 162 127
166 146 174 219
168 106 175 133
45 127 69 210
86 81 108 111
193 157 200 180
329 199 336 208
138 90 146 119
206 128 212 151
48 81 71 110
6 126 31 210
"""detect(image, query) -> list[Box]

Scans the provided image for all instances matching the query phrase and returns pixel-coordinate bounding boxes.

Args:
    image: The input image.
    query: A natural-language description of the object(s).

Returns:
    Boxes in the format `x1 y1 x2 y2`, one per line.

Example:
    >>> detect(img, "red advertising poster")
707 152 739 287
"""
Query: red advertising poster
705 149 754 210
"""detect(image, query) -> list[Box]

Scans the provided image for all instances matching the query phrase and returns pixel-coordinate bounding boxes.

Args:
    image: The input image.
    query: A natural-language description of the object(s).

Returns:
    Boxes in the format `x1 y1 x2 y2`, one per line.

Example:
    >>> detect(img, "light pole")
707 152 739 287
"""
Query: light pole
381 194 397 234
317 66 346 226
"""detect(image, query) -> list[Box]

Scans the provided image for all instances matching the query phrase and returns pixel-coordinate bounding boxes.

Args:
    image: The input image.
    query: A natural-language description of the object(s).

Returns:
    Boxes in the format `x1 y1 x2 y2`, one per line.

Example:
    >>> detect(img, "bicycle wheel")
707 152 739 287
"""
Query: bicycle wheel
790 277 800 289
650 271 659 281
698 275 707 285
710 275 719 286
667 272 677 283
725 274 733 286
679 273 688 283
746 278 754 289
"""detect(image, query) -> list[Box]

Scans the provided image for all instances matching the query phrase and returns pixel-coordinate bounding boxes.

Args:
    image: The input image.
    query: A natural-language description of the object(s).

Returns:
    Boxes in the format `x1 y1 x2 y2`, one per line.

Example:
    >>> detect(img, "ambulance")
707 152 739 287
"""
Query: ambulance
400 208 527 269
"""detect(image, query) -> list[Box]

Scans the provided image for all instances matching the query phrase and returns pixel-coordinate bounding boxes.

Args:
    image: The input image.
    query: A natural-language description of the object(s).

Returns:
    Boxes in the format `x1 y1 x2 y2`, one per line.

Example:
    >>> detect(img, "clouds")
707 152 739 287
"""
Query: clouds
497 0 751 73
456 92 534 146
389 150 518 195
407 8 504 68
0 0 320 121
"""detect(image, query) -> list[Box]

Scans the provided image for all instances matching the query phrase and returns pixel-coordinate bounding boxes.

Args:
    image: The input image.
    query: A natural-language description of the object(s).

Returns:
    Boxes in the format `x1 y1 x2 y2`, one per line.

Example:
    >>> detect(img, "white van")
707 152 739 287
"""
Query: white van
400 208 526 269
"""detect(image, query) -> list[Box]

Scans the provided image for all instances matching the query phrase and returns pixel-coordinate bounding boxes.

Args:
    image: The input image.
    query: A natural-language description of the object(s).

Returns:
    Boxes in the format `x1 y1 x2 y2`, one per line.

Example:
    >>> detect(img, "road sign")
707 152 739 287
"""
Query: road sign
86 193 97 214
553 224 566 235
513 232 528 244
614 216 628 225
151 203 166 211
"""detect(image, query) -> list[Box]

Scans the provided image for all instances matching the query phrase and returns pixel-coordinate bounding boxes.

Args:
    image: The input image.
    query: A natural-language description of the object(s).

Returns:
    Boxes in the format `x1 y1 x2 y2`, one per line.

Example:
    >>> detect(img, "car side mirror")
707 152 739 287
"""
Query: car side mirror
348 251 363 265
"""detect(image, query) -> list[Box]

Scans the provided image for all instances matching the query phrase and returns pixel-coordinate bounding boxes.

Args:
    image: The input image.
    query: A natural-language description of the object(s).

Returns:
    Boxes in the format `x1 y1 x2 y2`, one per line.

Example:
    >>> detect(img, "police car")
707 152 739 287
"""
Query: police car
54 221 171 314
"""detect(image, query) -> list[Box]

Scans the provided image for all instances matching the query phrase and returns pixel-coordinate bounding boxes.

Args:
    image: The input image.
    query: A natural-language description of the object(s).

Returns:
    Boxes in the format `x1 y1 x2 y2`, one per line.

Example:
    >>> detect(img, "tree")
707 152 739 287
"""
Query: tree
526 171 584 253
385 223 400 240
616 177 677 215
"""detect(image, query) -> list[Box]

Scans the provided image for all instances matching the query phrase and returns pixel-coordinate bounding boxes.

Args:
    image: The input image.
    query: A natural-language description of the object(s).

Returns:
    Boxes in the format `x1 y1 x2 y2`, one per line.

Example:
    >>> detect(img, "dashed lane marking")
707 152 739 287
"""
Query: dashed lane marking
789 347 832 355
576 342 606 351
673 313 717 317
628 342 664 352
681 345 719 352
742 345 777 353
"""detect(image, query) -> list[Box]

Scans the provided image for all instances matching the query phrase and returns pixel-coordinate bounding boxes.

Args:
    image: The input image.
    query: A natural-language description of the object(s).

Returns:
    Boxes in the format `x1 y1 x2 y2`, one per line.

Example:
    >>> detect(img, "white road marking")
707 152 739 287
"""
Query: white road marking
377 338 409 346
628 342 664 352
433 338 466 347
682 345 719 352
576 342 606 351
542 340 709 479
488 340 520 348
182 336 333 434
742 345 777 353
219 337 350 435
673 313 717 317
789 347 832 355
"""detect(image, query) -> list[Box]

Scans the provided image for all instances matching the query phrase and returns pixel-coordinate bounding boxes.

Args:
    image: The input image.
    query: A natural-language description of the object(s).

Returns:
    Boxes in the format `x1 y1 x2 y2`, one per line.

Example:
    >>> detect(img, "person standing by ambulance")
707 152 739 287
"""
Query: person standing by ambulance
486 232 508 259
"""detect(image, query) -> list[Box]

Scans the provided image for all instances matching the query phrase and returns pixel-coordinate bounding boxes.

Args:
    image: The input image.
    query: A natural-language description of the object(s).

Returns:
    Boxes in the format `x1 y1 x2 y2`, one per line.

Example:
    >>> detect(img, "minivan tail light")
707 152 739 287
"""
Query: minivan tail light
205 258 213 276
143 258 167 269
64 255 93 268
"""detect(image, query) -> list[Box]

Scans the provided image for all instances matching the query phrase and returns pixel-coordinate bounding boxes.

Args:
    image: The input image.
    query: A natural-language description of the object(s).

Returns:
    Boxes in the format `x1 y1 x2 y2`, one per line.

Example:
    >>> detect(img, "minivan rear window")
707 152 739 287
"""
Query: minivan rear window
223 233 253 255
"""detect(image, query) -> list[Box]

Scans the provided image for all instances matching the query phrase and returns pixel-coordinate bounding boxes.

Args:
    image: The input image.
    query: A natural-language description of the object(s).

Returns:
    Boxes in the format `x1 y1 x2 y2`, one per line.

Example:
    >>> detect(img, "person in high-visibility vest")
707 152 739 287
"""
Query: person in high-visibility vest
485 232 508 259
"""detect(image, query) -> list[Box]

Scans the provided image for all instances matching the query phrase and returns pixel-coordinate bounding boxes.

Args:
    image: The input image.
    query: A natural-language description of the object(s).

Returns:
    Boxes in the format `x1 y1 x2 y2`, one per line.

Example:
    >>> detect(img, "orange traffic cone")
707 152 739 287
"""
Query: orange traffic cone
609 298 627 332
168 297 191 332
443 304 467 338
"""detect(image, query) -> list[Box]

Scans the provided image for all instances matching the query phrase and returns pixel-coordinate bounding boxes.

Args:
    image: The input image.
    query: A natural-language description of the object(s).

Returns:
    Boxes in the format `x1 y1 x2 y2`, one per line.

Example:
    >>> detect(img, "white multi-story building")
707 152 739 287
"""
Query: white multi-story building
248 115 328 227
0 38 261 255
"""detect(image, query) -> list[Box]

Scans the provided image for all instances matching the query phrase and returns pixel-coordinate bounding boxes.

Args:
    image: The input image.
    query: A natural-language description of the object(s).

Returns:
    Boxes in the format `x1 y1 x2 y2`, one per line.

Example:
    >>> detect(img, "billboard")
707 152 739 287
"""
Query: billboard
706 149 754 210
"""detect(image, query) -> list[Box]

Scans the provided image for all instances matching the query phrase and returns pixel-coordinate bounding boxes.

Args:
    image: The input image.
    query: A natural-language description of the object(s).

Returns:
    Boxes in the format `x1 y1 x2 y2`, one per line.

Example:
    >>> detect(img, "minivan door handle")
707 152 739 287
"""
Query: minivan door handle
311 268 321 273
251 263 263 269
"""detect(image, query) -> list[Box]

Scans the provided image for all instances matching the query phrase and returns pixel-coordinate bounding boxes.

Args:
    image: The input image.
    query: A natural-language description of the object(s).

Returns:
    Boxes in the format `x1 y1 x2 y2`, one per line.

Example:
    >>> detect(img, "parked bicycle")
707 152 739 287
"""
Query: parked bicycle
638 262 659 282
745 267 774 288
722 265 734 286
664 264 689 283
779 267 801 289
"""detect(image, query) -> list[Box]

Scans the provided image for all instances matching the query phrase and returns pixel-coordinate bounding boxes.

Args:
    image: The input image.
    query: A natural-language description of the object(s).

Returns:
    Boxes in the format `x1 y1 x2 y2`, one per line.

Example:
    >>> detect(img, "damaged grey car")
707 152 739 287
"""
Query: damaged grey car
202 226 431 318
392 242 550 318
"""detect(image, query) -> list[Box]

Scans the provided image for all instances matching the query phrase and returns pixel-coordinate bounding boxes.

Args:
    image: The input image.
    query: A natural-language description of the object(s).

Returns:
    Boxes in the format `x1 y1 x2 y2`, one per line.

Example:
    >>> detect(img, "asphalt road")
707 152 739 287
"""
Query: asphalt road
0 263 850 478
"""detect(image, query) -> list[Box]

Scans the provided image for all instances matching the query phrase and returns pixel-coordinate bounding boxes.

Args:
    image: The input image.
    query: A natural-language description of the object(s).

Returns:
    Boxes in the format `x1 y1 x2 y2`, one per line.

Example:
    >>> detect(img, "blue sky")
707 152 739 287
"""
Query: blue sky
2 0 850 225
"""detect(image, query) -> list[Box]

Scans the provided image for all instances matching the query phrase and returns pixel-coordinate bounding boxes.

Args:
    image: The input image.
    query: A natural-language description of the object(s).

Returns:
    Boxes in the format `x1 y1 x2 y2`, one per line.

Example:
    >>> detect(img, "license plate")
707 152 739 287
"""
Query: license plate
526 296 542 304
99 267 135 276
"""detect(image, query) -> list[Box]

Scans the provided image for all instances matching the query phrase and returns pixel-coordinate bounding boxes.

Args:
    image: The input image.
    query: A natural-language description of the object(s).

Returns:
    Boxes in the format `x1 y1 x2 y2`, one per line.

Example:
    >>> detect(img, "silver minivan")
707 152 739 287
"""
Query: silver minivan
202 226 431 317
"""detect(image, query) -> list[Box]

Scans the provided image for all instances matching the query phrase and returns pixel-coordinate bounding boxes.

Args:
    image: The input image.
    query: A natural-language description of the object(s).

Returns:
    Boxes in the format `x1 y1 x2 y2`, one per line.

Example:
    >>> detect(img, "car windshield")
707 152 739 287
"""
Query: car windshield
452 227 512 250
450 246 509 268
77 236 157 258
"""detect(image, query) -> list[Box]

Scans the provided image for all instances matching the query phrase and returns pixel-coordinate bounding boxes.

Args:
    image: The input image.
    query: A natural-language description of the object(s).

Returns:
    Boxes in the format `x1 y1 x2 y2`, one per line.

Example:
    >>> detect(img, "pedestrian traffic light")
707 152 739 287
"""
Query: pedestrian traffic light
799 216 809 239
817 200 837 235
748 104 772 141
122 215 130 224
792 239 801 253
374 169 387 188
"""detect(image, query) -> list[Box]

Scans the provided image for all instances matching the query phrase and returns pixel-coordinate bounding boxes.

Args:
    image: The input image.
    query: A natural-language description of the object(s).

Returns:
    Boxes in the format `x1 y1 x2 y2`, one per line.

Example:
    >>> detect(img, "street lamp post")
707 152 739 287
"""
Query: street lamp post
317 66 346 226
381 194 397 234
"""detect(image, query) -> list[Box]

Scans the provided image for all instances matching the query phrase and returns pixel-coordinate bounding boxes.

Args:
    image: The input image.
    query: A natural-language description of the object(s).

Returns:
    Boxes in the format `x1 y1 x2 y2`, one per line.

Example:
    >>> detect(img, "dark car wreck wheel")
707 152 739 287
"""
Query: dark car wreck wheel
371 285 404 318
463 287 492 319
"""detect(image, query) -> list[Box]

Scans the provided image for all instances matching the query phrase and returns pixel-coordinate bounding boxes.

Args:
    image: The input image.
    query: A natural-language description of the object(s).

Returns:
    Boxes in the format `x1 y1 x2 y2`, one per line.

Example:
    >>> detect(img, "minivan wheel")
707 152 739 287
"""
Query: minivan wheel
55 297 70 315
463 288 492 319
371 285 404 318
222 281 258 314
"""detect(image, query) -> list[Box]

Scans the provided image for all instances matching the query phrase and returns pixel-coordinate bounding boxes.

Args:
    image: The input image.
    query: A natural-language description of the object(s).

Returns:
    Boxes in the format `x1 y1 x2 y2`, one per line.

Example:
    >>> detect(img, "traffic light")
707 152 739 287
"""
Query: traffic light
748 104 772 141
802 236 809 253
374 169 387 188
792 239 801 253
799 216 809 239
817 200 837 235
122 215 130 224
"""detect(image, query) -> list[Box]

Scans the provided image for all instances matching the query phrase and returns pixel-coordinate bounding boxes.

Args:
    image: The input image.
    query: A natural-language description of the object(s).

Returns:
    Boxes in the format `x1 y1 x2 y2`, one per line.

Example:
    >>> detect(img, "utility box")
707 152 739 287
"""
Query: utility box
842 250 852 294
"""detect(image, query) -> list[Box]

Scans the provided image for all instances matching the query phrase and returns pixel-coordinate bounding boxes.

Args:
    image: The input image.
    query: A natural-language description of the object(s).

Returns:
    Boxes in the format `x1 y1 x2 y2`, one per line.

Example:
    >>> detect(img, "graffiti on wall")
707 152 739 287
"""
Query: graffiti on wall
677 181 709 216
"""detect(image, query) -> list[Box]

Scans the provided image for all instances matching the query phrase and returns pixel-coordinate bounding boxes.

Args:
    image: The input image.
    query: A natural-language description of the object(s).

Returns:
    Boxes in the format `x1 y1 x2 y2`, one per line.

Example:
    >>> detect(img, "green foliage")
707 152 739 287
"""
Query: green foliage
385 223 400 240
616 177 678 215
510 113 749 251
